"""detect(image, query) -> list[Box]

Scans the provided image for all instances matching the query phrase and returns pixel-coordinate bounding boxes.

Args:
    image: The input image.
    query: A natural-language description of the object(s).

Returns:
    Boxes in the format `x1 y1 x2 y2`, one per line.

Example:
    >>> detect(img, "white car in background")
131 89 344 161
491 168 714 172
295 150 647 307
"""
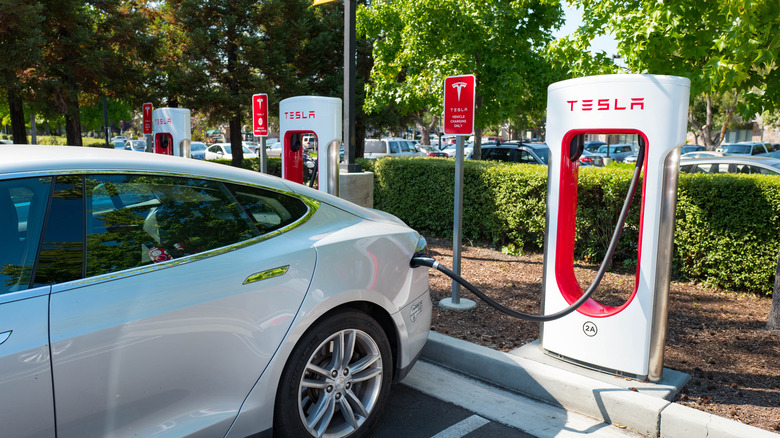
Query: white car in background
0 145 431 437
204 142 253 160
363 138 426 158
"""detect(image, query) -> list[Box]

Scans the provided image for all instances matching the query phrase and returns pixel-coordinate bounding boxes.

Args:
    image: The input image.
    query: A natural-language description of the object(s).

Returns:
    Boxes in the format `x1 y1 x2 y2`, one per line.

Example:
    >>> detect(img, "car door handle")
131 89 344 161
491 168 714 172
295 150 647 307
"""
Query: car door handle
0 330 11 346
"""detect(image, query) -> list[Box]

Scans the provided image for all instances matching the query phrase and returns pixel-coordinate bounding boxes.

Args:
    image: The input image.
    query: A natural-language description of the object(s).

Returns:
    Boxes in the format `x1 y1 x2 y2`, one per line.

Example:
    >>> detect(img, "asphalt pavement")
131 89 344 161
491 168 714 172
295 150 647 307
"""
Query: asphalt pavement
413 331 779 438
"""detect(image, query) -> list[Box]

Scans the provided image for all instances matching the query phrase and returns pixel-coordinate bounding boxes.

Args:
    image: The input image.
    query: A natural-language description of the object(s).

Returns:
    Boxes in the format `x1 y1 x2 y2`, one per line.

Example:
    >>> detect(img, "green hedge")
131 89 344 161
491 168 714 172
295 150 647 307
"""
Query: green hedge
369 157 779 296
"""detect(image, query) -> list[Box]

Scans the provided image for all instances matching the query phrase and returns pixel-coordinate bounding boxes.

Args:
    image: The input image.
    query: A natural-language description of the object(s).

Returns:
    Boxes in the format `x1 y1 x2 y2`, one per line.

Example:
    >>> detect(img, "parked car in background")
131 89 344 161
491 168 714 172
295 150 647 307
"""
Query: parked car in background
124 140 146 152
363 138 425 158
584 141 607 152
681 151 726 159
0 145 430 438
112 140 126 150
591 143 635 162
190 141 207 159
204 143 253 160
302 134 317 150
427 150 449 158
243 141 259 153
264 140 283 158
716 141 773 156
441 142 474 157
467 142 550 165
679 156 780 176
681 145 705 154
580 150 605 166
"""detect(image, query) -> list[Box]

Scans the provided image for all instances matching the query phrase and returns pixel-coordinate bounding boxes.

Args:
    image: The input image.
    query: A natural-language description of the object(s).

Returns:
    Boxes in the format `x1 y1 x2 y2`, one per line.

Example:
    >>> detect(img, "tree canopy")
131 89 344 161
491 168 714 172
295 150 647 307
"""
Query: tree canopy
548 0 780 148
357 0 564 149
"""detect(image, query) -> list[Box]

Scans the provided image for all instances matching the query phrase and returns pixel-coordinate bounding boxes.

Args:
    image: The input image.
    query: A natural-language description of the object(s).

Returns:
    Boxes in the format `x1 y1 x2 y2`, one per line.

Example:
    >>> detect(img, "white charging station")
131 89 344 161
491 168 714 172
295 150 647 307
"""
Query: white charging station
279 96 342 196
541 74 690 381
151 108 191 158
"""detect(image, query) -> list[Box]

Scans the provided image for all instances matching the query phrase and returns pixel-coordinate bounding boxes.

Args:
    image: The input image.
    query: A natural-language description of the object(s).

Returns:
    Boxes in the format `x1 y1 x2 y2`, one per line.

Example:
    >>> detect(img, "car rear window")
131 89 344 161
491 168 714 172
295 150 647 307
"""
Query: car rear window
365 140 385 154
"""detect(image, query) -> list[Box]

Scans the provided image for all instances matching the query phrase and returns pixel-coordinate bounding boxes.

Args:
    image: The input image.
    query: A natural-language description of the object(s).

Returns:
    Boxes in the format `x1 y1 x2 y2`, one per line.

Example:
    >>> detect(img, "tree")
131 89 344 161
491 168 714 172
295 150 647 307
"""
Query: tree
0 0 44 143
357 0 563 157
554 0 780 149
768 246 780 332
35 0 157 145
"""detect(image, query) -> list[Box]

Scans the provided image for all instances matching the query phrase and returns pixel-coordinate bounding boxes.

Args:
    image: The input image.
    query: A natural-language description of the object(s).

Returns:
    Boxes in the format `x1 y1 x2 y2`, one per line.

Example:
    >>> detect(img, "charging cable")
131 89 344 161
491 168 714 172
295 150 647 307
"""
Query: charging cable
410 142 646 322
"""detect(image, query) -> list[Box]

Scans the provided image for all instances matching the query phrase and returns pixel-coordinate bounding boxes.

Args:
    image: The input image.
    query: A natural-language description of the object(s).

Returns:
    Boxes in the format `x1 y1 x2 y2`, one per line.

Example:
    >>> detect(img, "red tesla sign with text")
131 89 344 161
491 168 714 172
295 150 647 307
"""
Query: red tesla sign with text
252 94 268 136
142 103 153 134
443 75 475 135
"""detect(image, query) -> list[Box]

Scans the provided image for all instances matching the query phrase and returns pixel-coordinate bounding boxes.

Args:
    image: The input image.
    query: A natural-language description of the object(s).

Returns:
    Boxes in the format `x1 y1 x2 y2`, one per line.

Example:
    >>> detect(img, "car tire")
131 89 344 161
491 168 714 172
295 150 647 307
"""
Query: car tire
273 310 393 438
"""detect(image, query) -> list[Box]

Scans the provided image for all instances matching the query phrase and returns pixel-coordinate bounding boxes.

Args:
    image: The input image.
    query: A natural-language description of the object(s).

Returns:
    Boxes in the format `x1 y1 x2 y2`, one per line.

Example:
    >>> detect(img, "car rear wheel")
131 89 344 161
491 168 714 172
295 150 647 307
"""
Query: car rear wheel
274 310 392 438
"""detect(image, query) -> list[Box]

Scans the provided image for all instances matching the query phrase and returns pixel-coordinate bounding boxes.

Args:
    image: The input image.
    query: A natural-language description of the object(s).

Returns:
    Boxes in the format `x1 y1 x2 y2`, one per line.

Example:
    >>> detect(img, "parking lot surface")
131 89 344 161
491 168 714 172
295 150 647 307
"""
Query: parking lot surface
375 360 641 438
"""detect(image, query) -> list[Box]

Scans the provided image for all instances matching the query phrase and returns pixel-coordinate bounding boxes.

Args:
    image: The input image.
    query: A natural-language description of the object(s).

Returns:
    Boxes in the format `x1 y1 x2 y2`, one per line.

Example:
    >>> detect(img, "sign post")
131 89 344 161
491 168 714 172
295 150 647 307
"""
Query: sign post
142 103 153 152
441 74 476 311
253 94 269 173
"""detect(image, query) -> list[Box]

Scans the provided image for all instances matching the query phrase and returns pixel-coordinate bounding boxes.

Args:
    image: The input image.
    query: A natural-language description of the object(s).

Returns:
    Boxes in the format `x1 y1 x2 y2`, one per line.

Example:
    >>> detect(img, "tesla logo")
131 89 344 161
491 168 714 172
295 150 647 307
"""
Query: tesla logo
567 98 645 111
583 321 598 337
154 118 172 125
284 111 316 120
452 82 468 101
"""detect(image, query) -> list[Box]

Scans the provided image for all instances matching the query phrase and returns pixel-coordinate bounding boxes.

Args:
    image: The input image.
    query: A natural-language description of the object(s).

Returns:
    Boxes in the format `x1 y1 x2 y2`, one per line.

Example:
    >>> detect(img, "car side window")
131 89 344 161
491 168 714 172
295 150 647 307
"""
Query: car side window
0 177 52 294
84 175 258 277
518 150 537 164
389 141 401 153
226 184 309 235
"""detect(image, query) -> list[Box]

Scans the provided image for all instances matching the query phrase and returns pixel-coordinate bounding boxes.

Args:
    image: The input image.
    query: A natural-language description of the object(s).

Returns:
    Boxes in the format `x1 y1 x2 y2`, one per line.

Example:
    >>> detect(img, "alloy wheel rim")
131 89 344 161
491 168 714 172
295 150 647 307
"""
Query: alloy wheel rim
297 328 383 438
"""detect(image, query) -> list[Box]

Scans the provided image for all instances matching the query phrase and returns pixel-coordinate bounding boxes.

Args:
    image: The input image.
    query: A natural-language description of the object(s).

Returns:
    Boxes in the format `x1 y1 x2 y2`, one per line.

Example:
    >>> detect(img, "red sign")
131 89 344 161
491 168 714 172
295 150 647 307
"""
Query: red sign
142 103 153 135
443 75 476 135
252 94 268 136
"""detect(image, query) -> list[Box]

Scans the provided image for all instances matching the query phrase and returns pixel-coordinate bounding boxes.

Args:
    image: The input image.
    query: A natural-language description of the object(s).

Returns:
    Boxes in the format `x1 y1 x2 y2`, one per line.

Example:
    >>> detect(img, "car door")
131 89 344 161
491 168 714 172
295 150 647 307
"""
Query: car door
0 176 56 438
45 174 316 437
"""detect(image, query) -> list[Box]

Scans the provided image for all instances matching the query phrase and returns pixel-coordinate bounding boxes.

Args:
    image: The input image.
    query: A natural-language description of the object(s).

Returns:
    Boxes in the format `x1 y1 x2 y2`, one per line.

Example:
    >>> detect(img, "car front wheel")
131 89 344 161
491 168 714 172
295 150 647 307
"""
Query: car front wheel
274 310 393 438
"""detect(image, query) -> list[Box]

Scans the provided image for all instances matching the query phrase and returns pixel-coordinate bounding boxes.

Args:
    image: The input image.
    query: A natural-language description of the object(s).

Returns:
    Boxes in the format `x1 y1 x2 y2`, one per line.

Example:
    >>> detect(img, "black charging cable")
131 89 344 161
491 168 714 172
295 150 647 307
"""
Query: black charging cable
410 141 646 322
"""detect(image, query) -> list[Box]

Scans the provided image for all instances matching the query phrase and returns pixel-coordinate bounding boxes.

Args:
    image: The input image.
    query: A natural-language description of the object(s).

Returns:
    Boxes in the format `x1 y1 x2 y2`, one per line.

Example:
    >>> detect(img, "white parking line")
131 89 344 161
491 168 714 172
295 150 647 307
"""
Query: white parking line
431 415 491 438
403 361 642 437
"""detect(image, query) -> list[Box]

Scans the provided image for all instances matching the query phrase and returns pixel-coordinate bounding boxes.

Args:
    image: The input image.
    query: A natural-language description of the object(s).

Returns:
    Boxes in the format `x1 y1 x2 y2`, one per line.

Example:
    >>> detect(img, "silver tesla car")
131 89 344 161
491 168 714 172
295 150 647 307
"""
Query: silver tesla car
0 146 431 438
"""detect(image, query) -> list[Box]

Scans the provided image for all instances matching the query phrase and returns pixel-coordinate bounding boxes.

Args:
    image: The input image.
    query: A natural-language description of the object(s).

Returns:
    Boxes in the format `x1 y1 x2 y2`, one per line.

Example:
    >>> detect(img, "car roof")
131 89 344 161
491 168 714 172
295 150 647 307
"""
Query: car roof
0 145 392 221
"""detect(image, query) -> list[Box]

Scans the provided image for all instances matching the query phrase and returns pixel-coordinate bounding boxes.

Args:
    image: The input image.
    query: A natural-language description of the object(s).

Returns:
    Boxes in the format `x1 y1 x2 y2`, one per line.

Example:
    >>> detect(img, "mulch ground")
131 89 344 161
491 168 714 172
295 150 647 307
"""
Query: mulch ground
424 237 780 433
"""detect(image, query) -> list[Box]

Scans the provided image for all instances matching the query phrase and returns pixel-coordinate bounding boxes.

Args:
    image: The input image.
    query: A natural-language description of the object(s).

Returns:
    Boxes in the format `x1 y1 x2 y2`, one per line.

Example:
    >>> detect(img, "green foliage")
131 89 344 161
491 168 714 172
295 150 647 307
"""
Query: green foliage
557 0 780 115
675 174 780 295
357 0 564 128
369 158 780 296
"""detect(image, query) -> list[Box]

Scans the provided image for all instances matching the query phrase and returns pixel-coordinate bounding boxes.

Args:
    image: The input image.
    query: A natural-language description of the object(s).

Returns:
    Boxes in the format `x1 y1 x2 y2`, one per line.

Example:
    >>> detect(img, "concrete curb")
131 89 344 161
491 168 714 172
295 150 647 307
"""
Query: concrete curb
420 331 778 438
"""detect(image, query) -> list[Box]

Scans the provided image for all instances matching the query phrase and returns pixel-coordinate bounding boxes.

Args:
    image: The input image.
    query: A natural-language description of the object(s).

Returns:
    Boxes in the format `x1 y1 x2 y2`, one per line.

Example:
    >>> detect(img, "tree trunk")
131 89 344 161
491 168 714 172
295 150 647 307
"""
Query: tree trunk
63 91 83 147
229 114 243 168
767 246 780 332
8 87 27 144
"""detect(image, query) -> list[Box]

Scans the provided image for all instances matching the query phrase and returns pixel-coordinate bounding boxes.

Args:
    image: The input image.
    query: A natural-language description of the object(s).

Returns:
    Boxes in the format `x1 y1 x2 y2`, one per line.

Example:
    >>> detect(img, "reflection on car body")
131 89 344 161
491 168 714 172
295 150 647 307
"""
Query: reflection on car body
0 145 431 438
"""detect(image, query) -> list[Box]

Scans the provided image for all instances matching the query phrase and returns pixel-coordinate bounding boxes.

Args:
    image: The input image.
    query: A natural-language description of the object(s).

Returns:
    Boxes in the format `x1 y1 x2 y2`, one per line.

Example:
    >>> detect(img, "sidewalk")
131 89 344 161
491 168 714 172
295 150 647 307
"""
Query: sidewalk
419 331 779 438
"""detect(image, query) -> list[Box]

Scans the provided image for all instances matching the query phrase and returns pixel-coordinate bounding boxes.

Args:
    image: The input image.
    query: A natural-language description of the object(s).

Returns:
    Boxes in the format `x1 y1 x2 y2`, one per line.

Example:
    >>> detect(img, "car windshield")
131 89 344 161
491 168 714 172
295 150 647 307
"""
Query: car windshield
721 144 750 154
191 143 206 151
